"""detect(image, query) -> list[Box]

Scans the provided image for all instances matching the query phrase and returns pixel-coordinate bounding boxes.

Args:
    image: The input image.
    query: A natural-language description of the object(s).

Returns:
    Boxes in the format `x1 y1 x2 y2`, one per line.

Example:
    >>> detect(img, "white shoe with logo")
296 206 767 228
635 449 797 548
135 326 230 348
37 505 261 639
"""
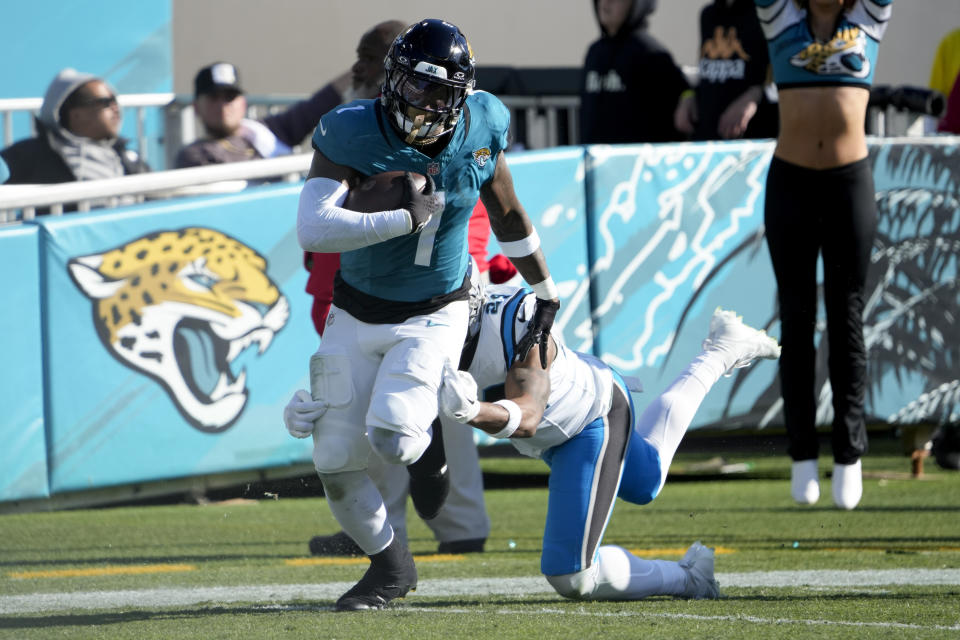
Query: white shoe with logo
701 308 781 376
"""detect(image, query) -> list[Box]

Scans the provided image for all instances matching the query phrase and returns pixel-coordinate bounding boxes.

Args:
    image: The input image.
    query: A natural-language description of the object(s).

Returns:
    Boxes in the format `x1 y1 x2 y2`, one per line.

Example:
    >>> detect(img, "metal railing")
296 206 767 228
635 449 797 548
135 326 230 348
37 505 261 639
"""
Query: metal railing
0 153 311 223
0 88 580 224
2 84 949 223
162 93 581 166
2 82 948 172
1 89 581 173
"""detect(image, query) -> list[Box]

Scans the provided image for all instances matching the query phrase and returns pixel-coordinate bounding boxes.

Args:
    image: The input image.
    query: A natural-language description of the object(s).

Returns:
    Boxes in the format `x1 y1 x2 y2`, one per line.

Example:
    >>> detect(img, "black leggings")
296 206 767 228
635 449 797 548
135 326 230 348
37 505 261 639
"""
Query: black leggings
764 156 876 464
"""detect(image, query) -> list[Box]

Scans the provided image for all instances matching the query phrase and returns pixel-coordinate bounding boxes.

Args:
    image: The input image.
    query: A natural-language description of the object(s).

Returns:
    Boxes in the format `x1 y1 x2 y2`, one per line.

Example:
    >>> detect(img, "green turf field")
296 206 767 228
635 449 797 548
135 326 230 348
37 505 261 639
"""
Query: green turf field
1 433 958 639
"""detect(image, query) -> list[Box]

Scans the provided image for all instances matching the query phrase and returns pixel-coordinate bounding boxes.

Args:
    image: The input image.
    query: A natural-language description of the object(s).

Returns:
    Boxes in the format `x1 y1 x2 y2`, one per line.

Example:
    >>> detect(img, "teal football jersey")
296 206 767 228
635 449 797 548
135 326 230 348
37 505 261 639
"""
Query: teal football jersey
312 92 510 302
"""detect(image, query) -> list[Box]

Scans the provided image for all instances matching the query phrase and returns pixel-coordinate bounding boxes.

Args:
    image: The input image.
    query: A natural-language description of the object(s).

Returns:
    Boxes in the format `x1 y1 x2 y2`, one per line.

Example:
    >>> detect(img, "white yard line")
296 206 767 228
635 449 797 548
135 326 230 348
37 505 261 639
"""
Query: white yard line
408 608 960 632
720 568 960 587
2 569 960 615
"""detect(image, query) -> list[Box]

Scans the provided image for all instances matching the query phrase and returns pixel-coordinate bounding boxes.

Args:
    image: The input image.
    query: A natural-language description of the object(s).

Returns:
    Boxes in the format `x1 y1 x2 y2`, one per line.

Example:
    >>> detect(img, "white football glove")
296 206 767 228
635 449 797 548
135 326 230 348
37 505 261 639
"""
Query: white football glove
283 389 328 439
439 359 480 423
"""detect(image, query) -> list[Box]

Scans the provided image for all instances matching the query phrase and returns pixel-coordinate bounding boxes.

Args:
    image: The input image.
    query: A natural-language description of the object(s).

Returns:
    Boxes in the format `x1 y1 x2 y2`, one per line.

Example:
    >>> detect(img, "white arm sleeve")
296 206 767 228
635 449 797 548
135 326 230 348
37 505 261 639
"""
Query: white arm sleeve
296 177 413 252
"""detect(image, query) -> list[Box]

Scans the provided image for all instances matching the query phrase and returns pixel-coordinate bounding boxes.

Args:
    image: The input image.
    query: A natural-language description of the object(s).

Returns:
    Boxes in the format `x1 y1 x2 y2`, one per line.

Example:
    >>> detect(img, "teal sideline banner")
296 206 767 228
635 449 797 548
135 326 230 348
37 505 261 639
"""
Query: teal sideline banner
852 141 960 426
583 140 780 428
36 184 316 493
0 225 48 501
575 138 960 431
508 148 592 355
1 137 957 502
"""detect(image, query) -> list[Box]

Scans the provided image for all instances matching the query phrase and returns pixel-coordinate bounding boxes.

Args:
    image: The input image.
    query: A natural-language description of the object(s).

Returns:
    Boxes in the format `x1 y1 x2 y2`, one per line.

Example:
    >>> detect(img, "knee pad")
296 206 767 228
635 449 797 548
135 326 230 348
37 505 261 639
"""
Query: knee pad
366 339 445 436
309 352 368 473
545 565 598 600
312 430 369 474
369 426 431 466
546 546 635 601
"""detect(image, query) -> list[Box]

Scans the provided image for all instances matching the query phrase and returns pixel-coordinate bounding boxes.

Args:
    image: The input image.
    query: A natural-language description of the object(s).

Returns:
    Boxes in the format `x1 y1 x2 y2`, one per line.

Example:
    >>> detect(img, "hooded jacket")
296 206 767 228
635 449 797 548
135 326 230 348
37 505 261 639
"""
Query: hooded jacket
580 0 689 144
0 68 148 187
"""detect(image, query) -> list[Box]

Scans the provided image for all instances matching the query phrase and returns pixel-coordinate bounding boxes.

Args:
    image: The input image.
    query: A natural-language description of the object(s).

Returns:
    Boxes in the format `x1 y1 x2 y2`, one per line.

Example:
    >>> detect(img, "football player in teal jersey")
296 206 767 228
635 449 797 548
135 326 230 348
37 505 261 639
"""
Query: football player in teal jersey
294 19 559 611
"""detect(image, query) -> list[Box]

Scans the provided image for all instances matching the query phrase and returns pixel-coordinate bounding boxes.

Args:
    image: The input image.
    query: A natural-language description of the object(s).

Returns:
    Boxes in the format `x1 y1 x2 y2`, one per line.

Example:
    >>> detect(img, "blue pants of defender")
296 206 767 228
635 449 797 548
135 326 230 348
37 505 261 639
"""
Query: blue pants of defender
539 377 662 576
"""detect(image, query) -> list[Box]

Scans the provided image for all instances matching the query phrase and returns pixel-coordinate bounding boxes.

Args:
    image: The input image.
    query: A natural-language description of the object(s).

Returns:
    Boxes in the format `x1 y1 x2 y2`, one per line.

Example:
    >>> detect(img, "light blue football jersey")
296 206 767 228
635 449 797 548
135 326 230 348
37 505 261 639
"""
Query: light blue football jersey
312 92 510 302
754 0 893 89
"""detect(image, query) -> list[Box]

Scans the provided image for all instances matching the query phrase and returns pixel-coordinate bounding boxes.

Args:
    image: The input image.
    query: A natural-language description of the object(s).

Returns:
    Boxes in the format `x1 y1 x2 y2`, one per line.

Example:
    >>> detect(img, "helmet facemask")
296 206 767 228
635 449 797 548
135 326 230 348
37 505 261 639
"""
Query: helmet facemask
384 60 471 145
381 19 476 146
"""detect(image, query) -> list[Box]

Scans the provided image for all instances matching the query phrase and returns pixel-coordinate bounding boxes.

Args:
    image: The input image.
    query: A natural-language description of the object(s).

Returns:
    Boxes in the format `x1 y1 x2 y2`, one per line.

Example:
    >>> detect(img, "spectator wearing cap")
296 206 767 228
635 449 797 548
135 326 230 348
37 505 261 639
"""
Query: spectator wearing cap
175 21 408 169
1 68 149 187
174 62 292 168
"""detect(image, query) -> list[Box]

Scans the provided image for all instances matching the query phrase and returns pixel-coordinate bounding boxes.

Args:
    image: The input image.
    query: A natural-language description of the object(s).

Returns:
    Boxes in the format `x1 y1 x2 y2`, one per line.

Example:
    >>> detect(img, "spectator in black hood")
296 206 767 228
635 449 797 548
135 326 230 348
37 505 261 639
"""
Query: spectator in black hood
1 68 148 187
580 0 690 144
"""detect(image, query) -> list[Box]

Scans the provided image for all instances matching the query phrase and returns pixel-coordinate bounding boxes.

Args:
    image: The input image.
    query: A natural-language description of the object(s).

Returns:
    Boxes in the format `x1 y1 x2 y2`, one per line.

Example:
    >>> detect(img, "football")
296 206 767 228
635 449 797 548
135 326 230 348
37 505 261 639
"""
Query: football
344 171 427 213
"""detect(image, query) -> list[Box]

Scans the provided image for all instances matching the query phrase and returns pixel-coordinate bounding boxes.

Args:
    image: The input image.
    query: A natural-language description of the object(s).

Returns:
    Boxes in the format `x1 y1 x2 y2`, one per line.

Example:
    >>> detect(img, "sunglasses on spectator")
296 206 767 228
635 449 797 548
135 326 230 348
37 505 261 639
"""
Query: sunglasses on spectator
76 95 118 109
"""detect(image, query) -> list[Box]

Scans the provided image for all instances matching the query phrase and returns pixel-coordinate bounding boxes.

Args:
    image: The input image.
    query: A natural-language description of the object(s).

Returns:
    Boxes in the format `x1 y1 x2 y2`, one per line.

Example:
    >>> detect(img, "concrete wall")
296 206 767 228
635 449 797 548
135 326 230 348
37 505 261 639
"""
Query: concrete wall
173 0 959 96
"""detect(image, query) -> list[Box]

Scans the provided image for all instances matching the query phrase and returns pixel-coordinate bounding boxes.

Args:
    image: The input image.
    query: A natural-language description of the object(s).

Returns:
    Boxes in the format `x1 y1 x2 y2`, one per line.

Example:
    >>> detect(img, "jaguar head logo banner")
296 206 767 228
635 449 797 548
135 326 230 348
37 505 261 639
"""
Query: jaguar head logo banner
68 227 289 432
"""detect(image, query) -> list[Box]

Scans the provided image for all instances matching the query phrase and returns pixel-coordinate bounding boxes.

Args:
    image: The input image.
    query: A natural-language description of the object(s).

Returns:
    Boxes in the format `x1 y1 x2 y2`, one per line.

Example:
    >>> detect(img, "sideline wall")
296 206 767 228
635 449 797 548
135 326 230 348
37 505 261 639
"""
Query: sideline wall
0 226 46 502
1 137 957 503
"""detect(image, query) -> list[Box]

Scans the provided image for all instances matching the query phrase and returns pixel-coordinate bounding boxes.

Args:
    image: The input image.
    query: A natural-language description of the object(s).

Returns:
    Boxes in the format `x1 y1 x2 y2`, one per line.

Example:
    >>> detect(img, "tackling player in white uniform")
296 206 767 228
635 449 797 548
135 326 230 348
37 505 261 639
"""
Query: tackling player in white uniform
438 281 781 600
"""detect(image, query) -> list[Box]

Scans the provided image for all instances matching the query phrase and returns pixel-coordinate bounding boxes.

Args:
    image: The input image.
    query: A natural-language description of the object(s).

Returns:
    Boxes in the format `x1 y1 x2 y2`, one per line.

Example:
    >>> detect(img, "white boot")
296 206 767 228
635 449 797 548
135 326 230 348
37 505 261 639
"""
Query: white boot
791 459 820 505
832 460 863 510
701 308 781 376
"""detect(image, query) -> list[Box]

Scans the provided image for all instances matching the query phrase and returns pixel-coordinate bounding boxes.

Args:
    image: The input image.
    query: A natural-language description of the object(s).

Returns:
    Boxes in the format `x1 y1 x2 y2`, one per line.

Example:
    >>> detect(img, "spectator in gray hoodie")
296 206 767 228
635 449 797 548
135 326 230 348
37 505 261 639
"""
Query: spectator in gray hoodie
1 68 149 187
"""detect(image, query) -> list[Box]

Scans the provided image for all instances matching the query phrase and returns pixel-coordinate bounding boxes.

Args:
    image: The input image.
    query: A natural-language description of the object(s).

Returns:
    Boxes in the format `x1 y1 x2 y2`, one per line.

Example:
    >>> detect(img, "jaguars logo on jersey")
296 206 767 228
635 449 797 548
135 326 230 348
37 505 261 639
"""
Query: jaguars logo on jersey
68 227 289 432
789 26 870 78
473 147 492 168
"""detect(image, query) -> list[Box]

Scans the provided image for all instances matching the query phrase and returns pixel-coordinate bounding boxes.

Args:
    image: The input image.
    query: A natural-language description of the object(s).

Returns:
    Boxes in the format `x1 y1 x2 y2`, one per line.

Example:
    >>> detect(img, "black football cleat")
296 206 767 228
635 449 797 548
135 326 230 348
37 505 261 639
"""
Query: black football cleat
335 537 418 611
308 531 364 557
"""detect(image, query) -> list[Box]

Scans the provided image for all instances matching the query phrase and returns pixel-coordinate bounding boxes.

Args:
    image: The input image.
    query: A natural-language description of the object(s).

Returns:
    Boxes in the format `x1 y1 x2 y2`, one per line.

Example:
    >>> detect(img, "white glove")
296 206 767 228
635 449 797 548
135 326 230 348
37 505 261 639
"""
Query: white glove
283 389 328 438
439 359 480 423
